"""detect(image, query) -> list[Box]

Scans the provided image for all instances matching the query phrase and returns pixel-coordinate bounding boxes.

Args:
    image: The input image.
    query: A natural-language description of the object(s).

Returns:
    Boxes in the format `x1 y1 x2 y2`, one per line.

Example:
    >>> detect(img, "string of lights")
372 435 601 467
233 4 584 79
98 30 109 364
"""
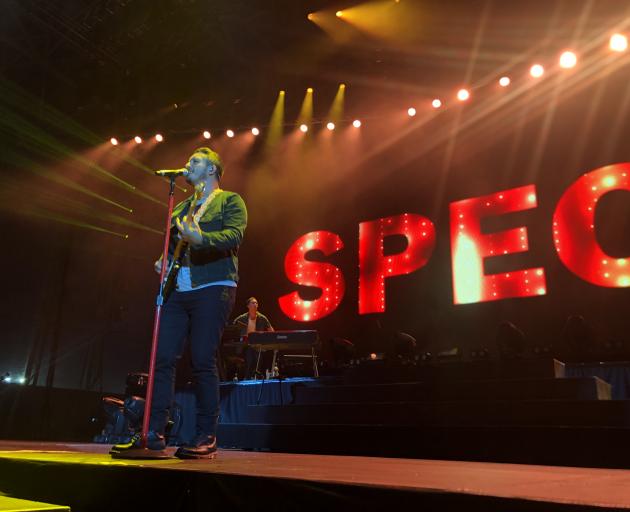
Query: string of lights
108 32 628 145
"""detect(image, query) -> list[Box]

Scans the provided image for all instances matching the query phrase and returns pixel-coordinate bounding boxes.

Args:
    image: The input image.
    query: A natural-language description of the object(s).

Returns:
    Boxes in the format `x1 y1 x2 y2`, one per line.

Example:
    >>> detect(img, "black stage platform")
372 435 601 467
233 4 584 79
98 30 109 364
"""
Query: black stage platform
2 441 630 511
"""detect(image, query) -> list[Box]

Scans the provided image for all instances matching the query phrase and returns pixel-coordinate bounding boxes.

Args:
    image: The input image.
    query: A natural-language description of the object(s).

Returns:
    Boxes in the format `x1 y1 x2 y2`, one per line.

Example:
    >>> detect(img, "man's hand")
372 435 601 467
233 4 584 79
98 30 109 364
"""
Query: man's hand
155 258 166 275
175 217 203 246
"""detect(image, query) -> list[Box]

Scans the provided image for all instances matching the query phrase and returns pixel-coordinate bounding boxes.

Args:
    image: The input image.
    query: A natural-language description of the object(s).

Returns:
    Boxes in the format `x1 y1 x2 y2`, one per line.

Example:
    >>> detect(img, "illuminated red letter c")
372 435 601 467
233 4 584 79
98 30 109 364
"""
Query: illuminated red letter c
553 163 630 287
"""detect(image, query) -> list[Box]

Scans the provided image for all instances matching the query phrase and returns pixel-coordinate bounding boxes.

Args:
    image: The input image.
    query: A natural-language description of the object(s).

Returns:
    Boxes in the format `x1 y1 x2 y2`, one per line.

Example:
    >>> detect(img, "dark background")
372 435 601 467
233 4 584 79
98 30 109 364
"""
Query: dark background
0 0 629 392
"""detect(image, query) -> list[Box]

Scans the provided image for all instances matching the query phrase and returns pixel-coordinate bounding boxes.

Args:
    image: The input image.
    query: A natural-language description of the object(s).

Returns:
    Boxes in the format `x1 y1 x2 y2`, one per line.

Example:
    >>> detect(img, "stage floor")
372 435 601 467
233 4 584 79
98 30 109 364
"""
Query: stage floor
1 441 630 510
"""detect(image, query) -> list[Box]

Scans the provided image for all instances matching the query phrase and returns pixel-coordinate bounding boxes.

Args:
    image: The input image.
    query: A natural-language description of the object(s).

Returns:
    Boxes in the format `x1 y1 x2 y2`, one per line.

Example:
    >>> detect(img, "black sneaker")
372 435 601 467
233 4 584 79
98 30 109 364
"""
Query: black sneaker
110 431 170 459
175 434 217 460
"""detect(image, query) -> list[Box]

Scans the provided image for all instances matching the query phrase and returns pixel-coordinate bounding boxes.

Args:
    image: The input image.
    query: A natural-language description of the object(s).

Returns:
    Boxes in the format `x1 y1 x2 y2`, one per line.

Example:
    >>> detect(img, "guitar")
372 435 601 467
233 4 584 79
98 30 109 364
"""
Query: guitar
161 183 206 303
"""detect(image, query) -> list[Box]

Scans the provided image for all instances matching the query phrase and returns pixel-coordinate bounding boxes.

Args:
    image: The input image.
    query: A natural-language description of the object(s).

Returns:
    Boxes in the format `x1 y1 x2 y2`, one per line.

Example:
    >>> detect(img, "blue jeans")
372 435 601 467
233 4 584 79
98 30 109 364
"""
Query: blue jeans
149 285 236 437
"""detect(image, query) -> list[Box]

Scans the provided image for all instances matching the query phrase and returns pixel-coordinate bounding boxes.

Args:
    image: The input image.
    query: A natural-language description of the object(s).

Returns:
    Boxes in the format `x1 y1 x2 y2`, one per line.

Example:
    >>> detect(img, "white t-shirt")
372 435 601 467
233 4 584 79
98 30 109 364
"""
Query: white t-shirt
176 265 236 292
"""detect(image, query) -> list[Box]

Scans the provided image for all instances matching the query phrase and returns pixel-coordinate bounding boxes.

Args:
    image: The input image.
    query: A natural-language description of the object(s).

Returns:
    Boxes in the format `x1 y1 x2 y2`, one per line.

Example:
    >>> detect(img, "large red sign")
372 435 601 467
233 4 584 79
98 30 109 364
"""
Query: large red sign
279 163 630 322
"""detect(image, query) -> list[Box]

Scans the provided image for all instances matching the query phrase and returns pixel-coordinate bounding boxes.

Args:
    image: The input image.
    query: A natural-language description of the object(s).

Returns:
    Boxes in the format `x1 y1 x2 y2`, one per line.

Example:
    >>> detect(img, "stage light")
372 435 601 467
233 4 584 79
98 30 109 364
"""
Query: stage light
530 64 544 78
251 127 260 136
110 137 118 146
326 84 345 126
226 129 235 138
266 90 285 149
307 87 313 93
559 51 577 69
610 33 628 52
203 130 211 139
18 377 25 384
407 107 416 117
307 13 314 21
457 88 470 101
352 119 362 128
299 124 308 133
431 99 442 108
155 133 164 142
134 136 142 144
326 122 335 130
499 76 511 87
336 10 343 17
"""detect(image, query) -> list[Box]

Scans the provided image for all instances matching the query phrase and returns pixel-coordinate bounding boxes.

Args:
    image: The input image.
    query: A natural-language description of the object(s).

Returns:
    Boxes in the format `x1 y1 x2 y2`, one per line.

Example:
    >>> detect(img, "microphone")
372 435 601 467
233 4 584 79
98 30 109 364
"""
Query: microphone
154 168 189 177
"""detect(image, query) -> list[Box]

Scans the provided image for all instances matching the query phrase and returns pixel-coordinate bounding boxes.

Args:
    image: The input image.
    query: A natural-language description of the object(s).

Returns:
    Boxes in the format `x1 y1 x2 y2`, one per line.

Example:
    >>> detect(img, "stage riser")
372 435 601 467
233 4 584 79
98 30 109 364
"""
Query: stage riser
243 399 630 427
218 423 630 469
0 456 608 512
0 385 104 442
340 358 565 383
293 377 610 403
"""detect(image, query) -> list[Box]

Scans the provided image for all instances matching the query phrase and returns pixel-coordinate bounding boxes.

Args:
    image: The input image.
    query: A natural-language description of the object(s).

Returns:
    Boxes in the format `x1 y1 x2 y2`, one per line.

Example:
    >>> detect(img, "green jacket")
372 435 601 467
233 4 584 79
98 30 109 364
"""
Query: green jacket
168 190 247 287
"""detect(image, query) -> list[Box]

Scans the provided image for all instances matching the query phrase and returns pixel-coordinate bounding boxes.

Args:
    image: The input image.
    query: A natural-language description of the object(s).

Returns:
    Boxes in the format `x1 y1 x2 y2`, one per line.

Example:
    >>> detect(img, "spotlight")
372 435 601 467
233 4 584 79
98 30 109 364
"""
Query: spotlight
299 124 308 133
307 13 314 21
336 10 343 17
407 107 416 117
352 119 361 128
110 137 119 146
559 51 577 69
530 64 544 78
307 87 313 93
18 377 25 384
251 127 260 136
203 130 211 139
134 136 142 144
226 129 235 138
499 76 511 87
155 133 164 142
431 99 442 108
457 88 470 101
610 33 628 52
326 122 335 130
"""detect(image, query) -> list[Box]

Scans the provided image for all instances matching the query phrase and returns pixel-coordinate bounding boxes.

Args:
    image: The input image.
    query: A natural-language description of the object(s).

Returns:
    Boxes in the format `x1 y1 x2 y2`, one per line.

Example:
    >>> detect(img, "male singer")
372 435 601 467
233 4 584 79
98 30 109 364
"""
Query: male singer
114 147 247 459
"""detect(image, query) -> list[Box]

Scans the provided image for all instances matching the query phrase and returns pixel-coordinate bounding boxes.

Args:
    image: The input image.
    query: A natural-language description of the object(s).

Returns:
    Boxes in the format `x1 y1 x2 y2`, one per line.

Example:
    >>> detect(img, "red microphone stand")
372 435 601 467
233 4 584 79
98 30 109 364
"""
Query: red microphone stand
140 175 177 450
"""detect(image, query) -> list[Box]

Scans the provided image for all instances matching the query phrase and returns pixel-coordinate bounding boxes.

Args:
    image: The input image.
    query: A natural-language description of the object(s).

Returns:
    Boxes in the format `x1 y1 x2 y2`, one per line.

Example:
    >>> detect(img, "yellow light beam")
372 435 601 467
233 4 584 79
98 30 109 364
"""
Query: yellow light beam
3 148 133 213
0 178 161 236
336 0 420 44
0 105 136 191
0 107 167 206
265 90 285 150
25 206 129 239
327 84 345 124
297 88 314 126
0 78 152 174
306 10 359 44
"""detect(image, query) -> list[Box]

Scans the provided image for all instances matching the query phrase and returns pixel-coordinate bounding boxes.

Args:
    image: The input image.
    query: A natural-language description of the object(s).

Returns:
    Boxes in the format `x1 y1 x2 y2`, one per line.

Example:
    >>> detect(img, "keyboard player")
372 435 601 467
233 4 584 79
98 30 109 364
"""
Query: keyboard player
233 297 274 378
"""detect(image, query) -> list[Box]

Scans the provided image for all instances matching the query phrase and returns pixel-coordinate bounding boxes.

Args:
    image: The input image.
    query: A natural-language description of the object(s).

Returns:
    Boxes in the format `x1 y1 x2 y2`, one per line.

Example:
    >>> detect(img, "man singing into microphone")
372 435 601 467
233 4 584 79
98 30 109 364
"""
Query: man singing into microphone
114 147 247 459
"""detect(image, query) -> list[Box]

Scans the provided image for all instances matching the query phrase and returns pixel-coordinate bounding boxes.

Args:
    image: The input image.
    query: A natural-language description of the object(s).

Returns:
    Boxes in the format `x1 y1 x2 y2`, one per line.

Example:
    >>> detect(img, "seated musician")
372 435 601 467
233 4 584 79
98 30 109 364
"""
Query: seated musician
233 297 273 378
233 297 274 335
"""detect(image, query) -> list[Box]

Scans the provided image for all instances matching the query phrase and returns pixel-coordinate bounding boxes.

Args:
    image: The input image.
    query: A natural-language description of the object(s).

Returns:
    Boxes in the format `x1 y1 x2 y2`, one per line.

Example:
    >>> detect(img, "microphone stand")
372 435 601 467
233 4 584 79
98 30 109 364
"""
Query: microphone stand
140 175 177 450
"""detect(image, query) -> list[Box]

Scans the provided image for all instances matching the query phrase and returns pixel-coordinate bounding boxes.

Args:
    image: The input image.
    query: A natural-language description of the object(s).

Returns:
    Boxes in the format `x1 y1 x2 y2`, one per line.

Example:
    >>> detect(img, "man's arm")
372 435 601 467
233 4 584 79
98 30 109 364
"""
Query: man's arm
261 315 274 332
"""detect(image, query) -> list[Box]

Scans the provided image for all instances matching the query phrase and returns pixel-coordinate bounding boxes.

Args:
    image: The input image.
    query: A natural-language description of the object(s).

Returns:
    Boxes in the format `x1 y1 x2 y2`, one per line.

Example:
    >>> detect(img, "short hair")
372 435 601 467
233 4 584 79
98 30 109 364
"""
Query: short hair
246 297 258 306
192 147 224 179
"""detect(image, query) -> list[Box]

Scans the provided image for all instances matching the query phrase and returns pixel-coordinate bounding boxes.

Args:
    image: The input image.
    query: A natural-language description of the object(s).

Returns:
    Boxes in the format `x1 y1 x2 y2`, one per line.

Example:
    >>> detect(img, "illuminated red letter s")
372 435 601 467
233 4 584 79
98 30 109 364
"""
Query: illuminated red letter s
278 231 345 322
